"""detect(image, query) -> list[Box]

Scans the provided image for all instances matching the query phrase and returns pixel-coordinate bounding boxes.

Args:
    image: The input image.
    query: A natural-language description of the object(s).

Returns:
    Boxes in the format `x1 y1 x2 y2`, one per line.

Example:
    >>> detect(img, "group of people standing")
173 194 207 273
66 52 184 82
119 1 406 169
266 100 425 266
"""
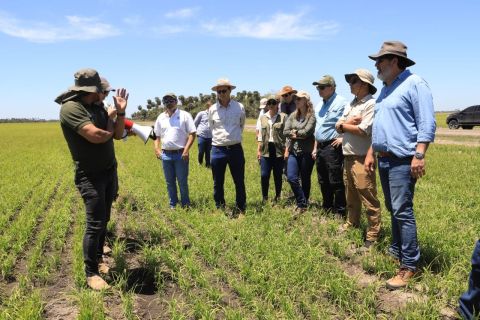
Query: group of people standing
55 40 479 320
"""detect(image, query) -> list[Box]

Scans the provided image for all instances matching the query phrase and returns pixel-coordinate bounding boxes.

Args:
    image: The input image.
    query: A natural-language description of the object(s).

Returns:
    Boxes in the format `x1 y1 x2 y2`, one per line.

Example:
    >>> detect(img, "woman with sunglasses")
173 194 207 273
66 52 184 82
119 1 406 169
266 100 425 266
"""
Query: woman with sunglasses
257 95 287 203
283 91 316 214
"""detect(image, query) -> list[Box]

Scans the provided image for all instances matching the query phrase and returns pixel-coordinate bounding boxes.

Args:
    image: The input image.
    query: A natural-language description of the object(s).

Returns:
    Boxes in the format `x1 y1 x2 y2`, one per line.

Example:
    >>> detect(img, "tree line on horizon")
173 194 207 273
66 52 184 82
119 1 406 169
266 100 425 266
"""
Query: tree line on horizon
130 90 264 121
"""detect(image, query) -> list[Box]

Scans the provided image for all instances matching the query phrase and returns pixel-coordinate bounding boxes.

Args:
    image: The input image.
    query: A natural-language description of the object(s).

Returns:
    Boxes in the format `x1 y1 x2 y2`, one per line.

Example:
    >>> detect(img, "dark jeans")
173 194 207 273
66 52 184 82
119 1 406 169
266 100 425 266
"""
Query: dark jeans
378 156 419 271
197 136 212 167
75 166 118 277
210 144 246 211
260 143 284 200
316 142 346 214
459 240 480 319
287 151 314 208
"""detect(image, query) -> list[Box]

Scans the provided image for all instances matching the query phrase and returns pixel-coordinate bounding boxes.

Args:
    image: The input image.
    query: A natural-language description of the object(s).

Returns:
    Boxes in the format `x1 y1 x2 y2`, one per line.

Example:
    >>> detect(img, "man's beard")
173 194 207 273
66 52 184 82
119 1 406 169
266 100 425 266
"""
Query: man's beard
377 65 392 82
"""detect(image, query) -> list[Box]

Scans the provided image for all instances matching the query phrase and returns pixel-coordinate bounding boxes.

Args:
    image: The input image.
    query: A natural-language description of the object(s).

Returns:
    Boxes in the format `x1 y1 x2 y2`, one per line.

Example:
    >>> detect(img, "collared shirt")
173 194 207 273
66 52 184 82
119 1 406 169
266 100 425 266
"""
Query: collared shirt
257 112 279 143
153 108 196 150
372 69 436 157
314 92 348 142
193 110 212 138
338 94 375 156
208 100 245 146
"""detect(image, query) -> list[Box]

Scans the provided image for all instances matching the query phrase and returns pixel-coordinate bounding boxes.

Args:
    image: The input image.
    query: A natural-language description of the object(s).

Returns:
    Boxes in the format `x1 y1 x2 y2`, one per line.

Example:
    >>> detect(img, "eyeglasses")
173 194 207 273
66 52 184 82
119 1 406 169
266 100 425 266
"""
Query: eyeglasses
103 91 110 94
266 100 278 106
217 89 229 94
316 85 330 91
281 92 292 98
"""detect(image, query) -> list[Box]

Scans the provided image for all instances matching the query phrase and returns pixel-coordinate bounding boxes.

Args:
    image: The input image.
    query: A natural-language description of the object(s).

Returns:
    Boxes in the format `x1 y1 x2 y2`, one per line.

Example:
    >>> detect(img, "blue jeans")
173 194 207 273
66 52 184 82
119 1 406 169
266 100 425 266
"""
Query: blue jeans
75 165 118 277
459 240 480 320
260 144 284 200
287 152 314 208
378 156 419 271
197 136 212 167
210 144 246 211
161 151 190 207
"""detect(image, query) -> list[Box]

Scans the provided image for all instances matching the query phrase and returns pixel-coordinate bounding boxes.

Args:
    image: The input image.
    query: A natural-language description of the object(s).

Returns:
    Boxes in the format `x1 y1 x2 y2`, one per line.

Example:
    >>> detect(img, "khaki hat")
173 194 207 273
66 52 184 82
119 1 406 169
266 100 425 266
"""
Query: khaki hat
344 69 377 94
278 85 297 96
259 98 268 109
211 78 236 91
294 90 311 101
265 94 279 107
312 75 335 87
368 40 415 67
68 68 102 93
162 92 177 99
100 77 115 92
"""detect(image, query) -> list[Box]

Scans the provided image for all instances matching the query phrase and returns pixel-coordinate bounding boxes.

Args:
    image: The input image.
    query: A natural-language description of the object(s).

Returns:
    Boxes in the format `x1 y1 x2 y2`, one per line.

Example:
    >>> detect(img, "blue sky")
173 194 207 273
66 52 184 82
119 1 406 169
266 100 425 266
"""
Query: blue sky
0 0 478 119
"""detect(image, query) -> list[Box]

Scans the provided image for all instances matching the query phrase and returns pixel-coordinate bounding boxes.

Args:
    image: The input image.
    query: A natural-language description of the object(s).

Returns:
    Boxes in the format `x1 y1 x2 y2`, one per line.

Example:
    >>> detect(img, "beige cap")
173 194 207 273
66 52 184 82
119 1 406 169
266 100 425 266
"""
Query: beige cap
344 69 377 94
312 75 335 87
294 90 311 101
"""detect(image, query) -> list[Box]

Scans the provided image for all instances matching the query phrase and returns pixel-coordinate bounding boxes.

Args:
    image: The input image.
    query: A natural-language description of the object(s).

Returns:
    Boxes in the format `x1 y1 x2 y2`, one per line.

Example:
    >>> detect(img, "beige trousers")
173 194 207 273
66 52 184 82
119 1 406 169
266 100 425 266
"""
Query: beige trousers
343 155 381 241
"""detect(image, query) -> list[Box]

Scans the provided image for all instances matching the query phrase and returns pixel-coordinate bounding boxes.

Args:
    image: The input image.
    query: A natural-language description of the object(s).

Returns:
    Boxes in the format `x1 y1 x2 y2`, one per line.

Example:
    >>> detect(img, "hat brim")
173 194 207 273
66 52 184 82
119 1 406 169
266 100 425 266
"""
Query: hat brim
344 73 377 94
279 89 297 96
368 52 415 67
211 85 236 91
68 85 101 93
312 82 331 86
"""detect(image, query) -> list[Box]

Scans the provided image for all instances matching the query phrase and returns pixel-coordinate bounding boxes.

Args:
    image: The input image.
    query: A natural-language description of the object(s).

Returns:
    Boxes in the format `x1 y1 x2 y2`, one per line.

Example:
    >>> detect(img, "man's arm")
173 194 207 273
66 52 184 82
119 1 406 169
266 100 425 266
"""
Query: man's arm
182 132 196 161
78 123 114 144
154 137 162 158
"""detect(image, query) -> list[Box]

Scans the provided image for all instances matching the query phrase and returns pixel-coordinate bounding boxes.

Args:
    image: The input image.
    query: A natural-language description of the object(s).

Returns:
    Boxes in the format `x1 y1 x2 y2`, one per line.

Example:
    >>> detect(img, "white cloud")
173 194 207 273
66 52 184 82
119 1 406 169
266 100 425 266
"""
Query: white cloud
164 7 199 19
0 12 120 43
151 25 188 35
123 15 143 27
201 11 339 40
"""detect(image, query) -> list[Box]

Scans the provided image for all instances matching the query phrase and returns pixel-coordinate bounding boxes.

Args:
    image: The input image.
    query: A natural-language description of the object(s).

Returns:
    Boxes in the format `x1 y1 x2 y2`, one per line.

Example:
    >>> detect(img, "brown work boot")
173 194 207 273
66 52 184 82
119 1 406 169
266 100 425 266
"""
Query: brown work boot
98 262 110 275
87 275 110 290
386 268 416 290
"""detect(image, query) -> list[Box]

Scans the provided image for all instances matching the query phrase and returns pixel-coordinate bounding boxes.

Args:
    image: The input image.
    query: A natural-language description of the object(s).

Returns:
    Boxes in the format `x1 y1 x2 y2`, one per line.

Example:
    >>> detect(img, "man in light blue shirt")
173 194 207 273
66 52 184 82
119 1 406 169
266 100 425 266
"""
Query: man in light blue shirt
311 75 348 215
365 41 436 290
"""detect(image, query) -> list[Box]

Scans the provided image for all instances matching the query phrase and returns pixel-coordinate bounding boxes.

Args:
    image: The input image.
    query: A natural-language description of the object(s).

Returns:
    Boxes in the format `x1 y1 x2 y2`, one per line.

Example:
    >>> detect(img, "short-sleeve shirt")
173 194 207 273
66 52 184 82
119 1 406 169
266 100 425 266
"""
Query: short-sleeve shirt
338 94 375 156
59 100 115 174
153 108 196 150
208 100 245 146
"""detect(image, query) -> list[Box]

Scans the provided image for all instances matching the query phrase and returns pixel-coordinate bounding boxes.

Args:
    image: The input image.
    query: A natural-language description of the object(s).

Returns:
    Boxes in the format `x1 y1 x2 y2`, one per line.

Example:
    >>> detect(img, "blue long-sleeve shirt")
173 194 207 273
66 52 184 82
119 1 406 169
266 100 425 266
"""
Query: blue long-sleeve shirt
314 92 348 142
372 69 436 157
194 110 212 139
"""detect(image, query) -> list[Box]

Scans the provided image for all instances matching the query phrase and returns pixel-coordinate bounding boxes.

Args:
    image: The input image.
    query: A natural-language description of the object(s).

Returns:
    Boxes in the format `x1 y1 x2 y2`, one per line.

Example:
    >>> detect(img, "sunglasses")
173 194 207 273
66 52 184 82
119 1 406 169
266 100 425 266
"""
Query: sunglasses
316 85 330 91
266 100 278 106
163 98 177 104
281 92 292 98
217 89 229 94
103 91 110 94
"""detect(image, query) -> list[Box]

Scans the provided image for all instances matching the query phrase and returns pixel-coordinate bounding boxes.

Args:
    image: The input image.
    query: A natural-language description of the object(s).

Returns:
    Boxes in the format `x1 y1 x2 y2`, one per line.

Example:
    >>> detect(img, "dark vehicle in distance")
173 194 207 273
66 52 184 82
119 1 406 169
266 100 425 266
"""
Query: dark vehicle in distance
446 105 480 129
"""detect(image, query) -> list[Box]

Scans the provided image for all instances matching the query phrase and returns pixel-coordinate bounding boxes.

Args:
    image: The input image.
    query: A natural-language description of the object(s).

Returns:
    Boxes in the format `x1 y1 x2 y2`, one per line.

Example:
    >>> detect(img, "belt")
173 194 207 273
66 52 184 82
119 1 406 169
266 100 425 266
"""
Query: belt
318 139 334 148
377 151 393 158
162 148 184 154
213 143 241 150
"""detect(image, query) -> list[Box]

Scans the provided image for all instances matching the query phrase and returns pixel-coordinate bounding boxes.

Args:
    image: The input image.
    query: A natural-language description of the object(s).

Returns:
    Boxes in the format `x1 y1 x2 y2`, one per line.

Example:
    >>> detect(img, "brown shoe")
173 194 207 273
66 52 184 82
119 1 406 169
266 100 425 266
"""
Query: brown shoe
386 268 416 290
87 275 110 290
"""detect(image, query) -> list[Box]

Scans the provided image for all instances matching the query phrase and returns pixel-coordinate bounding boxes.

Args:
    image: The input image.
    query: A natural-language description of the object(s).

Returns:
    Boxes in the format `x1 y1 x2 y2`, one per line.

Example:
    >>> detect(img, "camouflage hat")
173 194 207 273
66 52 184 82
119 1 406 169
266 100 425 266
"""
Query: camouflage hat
265 94 279 103
100 77 115 92
68 68 102 93
312 75 336 87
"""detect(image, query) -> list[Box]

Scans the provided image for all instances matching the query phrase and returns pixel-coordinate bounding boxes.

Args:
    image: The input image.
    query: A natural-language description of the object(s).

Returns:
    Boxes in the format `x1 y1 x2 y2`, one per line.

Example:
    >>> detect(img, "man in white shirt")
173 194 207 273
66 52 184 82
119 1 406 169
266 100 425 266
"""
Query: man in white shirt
208 78 246 217
154 93 196 208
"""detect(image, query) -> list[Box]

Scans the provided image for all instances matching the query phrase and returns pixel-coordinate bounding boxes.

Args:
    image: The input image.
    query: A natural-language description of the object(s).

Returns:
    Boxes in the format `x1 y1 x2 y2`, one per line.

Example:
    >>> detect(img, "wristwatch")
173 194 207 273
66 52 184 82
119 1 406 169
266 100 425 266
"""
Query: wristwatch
414 152 425 160
339 124 344 133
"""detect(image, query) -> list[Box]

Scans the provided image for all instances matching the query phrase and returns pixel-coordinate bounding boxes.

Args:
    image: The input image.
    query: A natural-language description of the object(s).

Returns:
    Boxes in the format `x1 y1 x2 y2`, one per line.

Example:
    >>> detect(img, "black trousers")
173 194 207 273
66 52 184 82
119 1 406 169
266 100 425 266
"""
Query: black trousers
316 142 346 214
75 165 118 276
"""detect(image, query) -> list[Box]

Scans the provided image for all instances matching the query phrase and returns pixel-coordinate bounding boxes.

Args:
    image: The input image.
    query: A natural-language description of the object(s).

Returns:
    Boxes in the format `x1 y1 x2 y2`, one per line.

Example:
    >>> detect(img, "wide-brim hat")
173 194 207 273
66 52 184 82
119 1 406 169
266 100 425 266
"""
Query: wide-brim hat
100 77 115 92
368 40 415 67
67 68 102 93
294 90 311 101
344 69 377 94
211 78 236 91
278 85 297 96
54 90 81 105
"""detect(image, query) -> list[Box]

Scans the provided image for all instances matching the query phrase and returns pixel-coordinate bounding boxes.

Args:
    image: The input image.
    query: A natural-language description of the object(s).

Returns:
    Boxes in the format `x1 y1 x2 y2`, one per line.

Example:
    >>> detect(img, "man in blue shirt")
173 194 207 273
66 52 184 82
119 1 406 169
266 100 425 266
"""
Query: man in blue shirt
312 75 348 215
365 41 436 290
